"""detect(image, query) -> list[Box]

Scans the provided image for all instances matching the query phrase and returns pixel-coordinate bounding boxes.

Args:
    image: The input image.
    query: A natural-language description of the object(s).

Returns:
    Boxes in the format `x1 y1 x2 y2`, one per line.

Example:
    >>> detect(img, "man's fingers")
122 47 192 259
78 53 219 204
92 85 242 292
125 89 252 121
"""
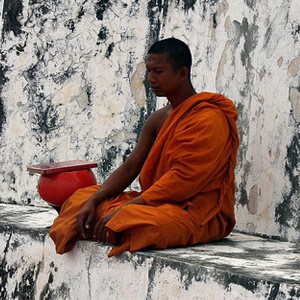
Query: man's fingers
85 213 94 230
94 218 107 242
101 227 107 243
77 213 87 238
93 220 99 238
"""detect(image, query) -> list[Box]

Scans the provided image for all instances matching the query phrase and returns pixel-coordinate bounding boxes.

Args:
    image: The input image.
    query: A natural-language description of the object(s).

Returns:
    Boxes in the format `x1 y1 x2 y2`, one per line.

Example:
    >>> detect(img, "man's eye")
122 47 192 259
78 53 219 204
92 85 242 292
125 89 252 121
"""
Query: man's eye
146 69 163 74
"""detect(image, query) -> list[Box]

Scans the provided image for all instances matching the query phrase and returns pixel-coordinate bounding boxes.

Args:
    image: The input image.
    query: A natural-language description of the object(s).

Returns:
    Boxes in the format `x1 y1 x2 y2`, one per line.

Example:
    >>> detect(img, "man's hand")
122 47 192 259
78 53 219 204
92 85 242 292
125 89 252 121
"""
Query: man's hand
77 200 97 239
92 195 146 242
93 209 120 242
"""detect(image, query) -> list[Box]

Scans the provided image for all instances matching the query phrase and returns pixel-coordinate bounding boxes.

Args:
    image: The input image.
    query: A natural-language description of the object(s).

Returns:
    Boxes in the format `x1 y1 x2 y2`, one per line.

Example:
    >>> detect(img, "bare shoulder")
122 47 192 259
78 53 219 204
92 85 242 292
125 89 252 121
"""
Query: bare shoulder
124 104 171 170
145 104 172 136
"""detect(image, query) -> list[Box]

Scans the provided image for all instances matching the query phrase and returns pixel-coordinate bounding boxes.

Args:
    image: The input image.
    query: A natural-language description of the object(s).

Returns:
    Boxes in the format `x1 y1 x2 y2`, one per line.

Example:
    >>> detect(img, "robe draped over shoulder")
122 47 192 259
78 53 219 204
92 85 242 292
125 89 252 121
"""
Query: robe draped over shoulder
139 92 239 227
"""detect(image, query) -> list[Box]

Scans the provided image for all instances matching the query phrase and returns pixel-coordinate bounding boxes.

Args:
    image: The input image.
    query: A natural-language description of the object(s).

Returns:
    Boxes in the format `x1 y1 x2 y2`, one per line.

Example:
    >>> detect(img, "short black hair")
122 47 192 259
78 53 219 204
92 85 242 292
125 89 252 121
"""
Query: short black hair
148 38 192 73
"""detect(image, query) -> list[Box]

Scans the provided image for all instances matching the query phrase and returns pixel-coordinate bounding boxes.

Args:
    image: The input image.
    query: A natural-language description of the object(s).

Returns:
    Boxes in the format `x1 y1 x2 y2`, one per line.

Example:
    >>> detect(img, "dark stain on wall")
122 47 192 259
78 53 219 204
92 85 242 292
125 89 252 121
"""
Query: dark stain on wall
2 0 23 37
289 288 300 298
239 17 259 68
40 272 54 299
24 62 39 81
62 1 88 33
236 101 251 207
31 101 61 135
181 0 197 11
292 23 300 37
96 26 115 58
15 42 26 55
238 185 248 206
232 18 258 208
268 283 280 300
0 233 12 300
126 51 136 79
128 0 140 17
23 60 63 139
134 107 146 138
77 0 87 20
94 0 111 21
0 59 8 86
9 171 16 185
275 132 300 231
20 191 33 205
0 58 8 135
50 65 75 85
147 0 169 43
212 12 217 28
122 143 134 162
99 146 118 177
40 272 70 299
64 19 75 32
105 42 115 58
12 263 41 299
264 3 289 48
236 102 247 162
245 0 256 10
146 260 158 297
97 26 109 44
222 273 259 293
85 84 93 108
29 0 50 15
0 98 6 135
201 0 219 19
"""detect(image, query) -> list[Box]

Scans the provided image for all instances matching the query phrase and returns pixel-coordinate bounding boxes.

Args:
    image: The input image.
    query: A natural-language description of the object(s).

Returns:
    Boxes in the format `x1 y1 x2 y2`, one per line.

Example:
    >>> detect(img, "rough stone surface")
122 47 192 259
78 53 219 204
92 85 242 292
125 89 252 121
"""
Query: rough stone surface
0 203 299 299
0 1 299 245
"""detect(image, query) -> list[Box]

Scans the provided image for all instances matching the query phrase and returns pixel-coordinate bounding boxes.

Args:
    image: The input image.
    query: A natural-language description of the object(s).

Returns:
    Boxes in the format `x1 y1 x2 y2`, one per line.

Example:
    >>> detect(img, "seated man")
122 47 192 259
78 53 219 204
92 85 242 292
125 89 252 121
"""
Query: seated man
50 38 239 257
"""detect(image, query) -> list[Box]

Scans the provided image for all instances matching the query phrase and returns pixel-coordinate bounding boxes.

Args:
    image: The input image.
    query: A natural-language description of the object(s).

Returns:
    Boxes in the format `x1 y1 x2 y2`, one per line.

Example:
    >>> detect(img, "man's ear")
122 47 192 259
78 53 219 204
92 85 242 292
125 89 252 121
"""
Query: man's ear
179 67 189 81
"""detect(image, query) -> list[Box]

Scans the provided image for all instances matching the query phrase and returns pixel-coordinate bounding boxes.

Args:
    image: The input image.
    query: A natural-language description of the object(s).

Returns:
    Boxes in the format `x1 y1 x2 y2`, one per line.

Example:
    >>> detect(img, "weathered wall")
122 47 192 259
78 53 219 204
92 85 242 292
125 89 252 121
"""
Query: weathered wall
0 0 299 243
0 204 299 299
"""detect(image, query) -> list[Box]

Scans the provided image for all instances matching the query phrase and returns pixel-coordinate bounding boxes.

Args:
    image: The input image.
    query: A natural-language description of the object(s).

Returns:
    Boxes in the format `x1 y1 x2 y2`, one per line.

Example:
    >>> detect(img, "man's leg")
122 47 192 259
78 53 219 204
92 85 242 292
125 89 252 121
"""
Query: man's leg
49 185 100 254
49 186 140 254
106 203 229 256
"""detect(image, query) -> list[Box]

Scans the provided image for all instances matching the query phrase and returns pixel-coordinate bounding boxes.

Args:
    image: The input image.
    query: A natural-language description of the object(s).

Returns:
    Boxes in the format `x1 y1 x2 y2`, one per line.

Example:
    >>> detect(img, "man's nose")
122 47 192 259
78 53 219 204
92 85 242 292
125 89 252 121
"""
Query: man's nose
147 71 156 83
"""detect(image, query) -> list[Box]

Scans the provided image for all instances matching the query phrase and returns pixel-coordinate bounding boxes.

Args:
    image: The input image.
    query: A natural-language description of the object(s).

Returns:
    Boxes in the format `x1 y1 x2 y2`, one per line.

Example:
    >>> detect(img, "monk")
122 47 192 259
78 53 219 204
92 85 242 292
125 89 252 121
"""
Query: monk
49 38 239 257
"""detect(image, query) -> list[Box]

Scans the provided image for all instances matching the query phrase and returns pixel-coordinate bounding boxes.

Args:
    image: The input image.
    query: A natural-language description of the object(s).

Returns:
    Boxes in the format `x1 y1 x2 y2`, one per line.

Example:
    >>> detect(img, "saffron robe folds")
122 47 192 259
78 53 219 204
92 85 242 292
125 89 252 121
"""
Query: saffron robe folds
49 92 239 256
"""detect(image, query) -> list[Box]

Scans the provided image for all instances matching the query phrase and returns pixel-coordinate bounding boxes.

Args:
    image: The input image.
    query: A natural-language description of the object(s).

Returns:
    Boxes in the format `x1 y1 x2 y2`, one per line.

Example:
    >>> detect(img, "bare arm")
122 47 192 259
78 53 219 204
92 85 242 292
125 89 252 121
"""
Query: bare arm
77 106 170 237
88 112 160 205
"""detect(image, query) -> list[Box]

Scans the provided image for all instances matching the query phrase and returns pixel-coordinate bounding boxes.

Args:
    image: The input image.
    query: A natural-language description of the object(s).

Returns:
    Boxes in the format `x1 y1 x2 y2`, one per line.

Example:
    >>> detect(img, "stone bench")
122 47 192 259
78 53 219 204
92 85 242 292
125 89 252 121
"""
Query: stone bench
0 203 299 299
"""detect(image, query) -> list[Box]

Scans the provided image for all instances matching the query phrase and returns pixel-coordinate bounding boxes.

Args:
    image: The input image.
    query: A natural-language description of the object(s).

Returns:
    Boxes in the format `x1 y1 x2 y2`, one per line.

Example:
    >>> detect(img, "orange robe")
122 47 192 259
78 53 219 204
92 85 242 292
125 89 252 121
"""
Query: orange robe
49 92 239 256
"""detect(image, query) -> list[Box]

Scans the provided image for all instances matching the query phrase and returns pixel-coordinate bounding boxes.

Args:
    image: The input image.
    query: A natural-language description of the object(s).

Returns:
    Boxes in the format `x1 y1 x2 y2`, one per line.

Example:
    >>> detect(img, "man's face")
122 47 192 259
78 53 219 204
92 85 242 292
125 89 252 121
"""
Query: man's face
145 53 182 98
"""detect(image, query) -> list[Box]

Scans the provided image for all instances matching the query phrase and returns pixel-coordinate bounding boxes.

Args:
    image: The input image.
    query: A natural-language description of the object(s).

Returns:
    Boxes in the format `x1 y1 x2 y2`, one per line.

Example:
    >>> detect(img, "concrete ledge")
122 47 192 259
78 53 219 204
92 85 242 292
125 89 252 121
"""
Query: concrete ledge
0 203 299 299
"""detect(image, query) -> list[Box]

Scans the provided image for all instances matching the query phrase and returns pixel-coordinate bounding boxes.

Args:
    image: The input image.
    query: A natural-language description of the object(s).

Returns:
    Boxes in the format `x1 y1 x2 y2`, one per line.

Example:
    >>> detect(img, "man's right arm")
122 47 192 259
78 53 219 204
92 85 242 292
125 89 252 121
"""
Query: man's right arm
76 107 167 237
90 109 164 204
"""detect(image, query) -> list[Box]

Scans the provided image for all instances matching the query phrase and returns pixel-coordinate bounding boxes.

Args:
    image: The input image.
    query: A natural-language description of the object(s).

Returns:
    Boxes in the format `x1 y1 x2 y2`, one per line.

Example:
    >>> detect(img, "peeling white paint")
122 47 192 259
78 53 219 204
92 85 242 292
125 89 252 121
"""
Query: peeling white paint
130 62 147 108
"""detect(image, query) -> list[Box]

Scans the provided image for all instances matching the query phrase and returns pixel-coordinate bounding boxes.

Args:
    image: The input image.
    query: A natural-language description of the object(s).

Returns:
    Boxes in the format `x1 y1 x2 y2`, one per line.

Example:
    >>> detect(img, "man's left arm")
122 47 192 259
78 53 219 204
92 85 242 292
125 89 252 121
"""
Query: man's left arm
92 196 146 241
142 108 231 206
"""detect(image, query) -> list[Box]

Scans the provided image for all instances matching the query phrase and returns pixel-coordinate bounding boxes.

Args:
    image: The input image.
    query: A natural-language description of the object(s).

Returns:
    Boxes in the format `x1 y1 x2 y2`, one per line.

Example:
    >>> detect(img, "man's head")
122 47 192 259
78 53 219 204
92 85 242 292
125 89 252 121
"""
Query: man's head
148 38 192 77
146 38 194 100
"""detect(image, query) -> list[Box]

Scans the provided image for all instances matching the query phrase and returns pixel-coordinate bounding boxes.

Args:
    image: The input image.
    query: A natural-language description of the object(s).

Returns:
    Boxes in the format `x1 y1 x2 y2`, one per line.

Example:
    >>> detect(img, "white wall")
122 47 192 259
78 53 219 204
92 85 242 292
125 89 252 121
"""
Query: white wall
0 0 299 243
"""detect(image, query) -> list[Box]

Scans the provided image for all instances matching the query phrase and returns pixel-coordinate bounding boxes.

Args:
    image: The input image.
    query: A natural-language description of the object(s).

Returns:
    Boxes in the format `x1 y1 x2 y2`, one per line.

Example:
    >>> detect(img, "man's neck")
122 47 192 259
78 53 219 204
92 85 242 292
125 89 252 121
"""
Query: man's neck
167 86 197 109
